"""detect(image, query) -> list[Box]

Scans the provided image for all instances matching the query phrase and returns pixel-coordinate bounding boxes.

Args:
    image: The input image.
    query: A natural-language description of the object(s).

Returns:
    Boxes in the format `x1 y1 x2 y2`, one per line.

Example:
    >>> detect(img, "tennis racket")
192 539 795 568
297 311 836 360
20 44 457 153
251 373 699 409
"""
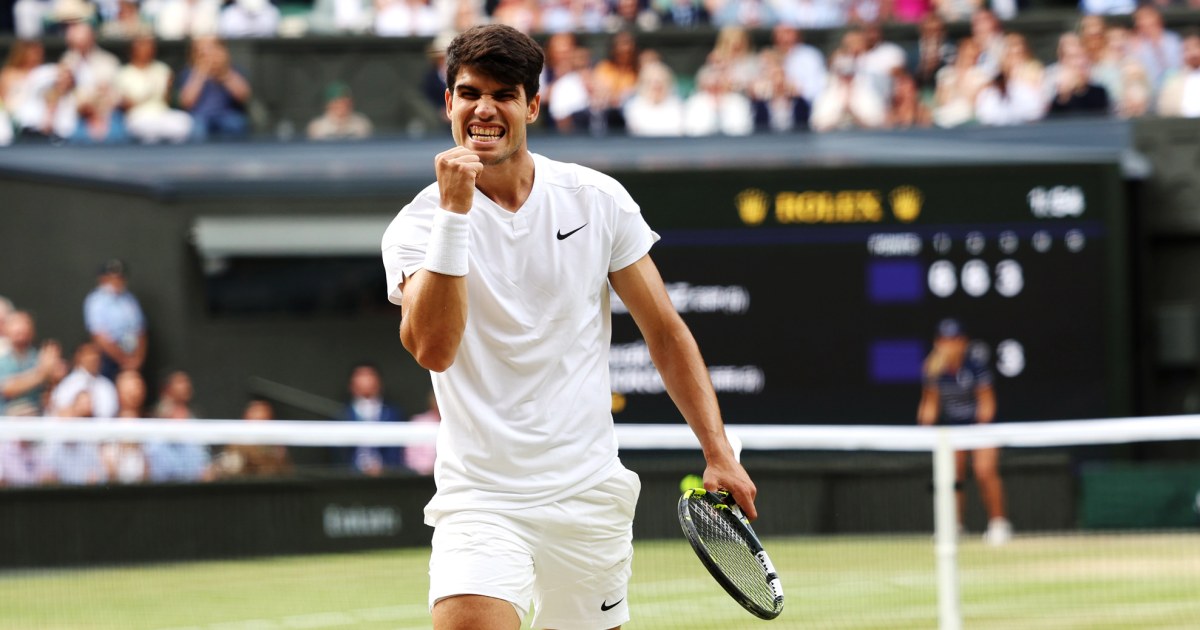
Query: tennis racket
678 488 784 620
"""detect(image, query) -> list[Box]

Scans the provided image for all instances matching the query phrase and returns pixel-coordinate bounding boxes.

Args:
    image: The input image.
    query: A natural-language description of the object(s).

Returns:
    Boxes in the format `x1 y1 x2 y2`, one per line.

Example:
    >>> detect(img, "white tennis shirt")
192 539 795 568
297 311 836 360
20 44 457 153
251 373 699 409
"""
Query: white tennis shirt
381 153 659 522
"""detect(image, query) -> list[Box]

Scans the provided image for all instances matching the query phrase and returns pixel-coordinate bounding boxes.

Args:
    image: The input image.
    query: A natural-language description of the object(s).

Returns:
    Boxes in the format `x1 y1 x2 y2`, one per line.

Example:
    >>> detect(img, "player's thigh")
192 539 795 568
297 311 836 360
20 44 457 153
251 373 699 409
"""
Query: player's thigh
955 449 969 479
432 594 521 630
429 510 536 622
531 468 640 630
972 447 1000 479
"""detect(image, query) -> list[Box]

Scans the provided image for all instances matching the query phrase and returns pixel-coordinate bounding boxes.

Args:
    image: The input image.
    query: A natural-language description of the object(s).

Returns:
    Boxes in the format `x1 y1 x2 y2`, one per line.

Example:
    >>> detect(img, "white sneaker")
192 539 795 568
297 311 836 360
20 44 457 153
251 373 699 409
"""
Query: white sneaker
983 518 1012 546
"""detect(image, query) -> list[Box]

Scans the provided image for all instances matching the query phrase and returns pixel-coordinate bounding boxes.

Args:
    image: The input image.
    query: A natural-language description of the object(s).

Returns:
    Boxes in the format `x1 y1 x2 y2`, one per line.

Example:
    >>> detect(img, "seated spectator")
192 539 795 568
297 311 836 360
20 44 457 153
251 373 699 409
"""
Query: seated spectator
114 369 147 418
1001 33 1043 93
405 391 440 475
1 40 48 130
711 0 776 29
1047 33 1109 118
811 38 886 132
970 8 1005 77
12 0 51 39
44 391 107 486
150 0 222 40
1115 59 1151 119
1157 30 1200 118
701 25 760 94
976 53 1043 126
683 64 753 136
591 31 641 122
375 0 442 36
623 61 684 137
420 34 450 126
546 46 593 134
49 343 119 419
307 82 373 140
771 24 826 107
117 34 193 144
69 83 130 144
885 69 931 128
655 0 709 28
307 0 374 34
891 0 930 23
490 0 538 33
341 362 406 476
100 0 149 39
177 36 252 140
1081 0 1132 16
215 399 292 478
932 37 988 128
931 0 977 24
145 401 214 482
153 369 198 418
0 438 53 487
218 0 282 38
84 258 147 381
607 0 658 32
749 50 810 132
859 23 907 99
1131 5 1181 94
913 14 954 93
0 311 62 417
775 0 844 29
101 369 150 483
59 21 120 109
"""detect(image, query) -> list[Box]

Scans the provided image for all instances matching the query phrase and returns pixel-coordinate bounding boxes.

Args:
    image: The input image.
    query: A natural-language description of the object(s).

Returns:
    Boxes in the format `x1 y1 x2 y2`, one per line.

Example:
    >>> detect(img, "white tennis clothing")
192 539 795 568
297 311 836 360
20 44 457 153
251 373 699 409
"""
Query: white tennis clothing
381 153 659 520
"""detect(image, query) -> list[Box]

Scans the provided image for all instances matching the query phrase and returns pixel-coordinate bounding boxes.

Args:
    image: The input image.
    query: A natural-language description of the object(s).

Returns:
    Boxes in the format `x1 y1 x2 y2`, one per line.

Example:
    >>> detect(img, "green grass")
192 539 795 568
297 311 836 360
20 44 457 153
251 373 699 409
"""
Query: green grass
2 533 1199 629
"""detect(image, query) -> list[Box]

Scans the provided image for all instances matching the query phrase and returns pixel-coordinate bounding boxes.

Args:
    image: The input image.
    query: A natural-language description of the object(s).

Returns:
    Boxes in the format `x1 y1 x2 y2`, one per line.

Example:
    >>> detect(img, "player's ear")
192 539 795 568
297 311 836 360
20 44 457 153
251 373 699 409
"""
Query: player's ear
444 88 452 117
526 93 540 123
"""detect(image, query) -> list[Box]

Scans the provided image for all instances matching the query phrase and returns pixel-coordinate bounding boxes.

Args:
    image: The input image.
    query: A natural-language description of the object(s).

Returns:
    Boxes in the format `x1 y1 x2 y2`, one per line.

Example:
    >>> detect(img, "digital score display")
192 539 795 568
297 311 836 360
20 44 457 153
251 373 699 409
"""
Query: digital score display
609 163 1130 425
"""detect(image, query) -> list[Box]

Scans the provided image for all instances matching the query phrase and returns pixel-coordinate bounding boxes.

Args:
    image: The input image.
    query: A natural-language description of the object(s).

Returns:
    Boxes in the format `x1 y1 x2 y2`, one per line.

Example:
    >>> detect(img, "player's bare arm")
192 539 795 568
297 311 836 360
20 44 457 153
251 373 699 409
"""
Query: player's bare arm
398 147 483 372
917 386 939 425
975 384 996 424
610 254 758 521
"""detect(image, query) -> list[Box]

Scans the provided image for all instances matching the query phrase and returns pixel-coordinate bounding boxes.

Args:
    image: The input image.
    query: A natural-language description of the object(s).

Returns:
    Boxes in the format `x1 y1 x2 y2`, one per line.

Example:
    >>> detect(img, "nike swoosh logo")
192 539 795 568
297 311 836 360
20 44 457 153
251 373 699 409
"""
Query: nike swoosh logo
556 223 587 240
600 598 624 611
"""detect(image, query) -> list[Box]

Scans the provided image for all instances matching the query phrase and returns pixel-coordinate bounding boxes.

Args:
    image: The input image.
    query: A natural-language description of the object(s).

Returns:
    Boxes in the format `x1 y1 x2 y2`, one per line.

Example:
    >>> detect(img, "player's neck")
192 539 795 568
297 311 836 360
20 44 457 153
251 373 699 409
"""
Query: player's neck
477 149 535 213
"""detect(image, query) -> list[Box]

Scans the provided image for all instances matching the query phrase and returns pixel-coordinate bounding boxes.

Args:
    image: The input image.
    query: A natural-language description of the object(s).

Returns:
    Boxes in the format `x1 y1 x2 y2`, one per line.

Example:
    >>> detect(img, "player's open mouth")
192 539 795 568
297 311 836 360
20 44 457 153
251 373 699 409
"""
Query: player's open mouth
468 125 504 142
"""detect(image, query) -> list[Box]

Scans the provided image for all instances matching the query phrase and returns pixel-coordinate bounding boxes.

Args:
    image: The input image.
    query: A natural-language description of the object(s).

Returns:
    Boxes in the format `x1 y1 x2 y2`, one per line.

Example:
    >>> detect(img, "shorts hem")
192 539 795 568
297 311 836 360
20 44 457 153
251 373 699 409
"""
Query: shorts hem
430 589 528 621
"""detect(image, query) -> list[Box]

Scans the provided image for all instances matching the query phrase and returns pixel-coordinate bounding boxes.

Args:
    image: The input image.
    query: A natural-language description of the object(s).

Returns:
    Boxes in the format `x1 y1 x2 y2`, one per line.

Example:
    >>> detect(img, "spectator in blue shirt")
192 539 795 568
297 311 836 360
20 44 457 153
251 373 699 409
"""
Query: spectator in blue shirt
341 362 407 476
84 258 147 382
177 36 252 140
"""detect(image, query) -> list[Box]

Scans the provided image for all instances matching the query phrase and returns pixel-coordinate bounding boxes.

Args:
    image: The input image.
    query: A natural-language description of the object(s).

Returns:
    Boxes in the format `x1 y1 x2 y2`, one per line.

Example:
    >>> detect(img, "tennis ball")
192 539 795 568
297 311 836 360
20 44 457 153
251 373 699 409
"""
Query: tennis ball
680 474 704 493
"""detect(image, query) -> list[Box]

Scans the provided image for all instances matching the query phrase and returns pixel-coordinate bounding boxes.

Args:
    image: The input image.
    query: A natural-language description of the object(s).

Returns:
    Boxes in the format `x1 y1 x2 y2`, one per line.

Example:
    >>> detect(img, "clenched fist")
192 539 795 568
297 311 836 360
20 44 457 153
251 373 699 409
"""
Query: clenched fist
435 147 484 214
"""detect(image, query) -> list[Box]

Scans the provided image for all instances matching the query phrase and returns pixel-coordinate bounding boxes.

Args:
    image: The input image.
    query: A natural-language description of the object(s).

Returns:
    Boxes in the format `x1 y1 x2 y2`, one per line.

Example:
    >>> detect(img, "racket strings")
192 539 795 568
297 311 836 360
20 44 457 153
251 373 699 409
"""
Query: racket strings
688 499 780 612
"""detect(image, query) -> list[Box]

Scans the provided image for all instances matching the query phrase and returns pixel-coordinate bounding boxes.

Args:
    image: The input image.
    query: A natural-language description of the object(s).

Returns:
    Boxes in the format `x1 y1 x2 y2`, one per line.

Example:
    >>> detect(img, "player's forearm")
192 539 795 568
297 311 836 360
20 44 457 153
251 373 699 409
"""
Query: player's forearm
399 270 468 373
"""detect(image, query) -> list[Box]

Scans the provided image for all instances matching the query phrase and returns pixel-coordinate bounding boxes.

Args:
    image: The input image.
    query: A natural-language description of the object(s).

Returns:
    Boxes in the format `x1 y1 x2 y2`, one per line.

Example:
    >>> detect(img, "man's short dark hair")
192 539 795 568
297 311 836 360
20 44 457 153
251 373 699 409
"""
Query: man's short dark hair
445 24 544 101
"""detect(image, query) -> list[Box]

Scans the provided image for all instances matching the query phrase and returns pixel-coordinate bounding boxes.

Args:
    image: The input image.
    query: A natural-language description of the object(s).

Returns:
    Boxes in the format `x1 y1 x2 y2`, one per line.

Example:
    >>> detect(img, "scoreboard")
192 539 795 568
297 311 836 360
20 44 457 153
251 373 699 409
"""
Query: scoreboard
608 162 1131 425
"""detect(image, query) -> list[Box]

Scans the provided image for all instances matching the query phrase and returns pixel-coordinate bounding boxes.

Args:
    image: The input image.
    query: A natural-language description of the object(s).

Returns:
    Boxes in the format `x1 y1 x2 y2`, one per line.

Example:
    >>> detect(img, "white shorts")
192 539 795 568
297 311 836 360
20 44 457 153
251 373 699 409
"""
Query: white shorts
428 467 641 629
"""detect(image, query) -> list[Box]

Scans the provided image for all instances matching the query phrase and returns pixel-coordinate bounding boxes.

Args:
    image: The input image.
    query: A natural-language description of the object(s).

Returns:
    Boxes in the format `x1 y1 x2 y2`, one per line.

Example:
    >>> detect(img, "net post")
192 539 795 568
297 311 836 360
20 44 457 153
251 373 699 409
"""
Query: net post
934 427 963 630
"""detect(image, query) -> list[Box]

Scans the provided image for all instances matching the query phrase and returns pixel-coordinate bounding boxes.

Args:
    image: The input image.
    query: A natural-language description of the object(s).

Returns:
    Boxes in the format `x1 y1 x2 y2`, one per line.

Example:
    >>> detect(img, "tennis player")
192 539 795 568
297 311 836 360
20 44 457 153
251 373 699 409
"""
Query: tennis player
381 24 758 630
917 318 1012 545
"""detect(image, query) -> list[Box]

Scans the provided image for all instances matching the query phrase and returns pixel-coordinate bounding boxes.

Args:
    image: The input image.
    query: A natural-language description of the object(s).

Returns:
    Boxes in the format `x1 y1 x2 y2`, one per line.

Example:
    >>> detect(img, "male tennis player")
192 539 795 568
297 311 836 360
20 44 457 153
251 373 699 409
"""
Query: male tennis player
917 318 1011 545
381 24 757 630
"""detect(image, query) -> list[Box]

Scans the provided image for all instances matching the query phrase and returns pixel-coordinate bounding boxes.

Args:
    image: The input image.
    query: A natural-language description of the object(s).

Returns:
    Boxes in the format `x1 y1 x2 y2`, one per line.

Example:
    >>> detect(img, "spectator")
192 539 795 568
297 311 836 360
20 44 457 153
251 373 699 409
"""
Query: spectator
702 25 760 93
1081 0 1133 17
771 23 826 105
152 369 198 418
859 23 907 99
150 0 222 40
101 369 150 483
100 0 149 39
912 13 955 93
405 390 440 475
177 36 252 140
622 60 684 136
975 50 1043 126
591 31 641 121
1157 30 1200 118
44 390 107 485
775 0 844 29
420 34 451 126
215 399 292 478
1001 33 1044 93
1 40 49 133
932 0 977 24
144 400 214 482
84 258 147 381
0 311 62 417
683 64 753 136
48 342 119 419
69 82 129 144
970 8 1005 77
117 33 193 144
607 0 658 32
1048 52 1109 118
0 437 53 487
12 0 51 39
749 49 810 132
885 69 931 128
810 32 886 132
307 0 373 33
655 0 708 28
341 362 406 476
375 0 442 36
1115 58 1151 118
1131 4 1181 93
59 21 120 110
218 0 282 38
307 82 374 140
114 368 147 418
543 34 592 133
711 0 776 29
845 0 886 25
892 0 930 23
539 0 577 33
932 37 988 127
491 0 538 32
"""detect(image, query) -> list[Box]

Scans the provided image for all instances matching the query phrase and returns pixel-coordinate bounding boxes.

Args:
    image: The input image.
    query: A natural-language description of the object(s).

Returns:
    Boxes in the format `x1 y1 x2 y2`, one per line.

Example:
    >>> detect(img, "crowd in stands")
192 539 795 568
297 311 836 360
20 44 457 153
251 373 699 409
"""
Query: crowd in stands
2 0 1200 144
0 260 440 488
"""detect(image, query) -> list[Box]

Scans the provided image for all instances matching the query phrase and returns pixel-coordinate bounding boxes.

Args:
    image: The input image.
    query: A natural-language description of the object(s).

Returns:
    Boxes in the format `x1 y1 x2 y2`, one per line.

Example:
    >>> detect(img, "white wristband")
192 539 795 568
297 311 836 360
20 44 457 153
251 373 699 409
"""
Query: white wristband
423 208 471 276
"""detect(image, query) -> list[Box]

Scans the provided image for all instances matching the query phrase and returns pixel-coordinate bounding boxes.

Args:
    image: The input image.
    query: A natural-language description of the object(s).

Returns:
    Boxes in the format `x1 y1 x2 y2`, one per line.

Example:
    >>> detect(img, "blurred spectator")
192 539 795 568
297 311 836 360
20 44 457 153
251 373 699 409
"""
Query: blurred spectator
845 0 886 25
975 49 1043 125
100 0 149 39
932 37 988 127
0 311 62 417
49 342 119 419
655 0 708 28
749 50 810 132
117 34 193 144
145 401 214 482
912 13 954 93
404 390 440 475
1 40 49 134
932 0 977 24
153 369 198 417
177 36 252 140
307 82 374 140
1131 4 1181 93
12 0 51 39
0 297 12 357
1081 0 1133 16
623 60 684 136
101 369 150 483
591 31 641 122
59 21 119 109
683 64 753 136
0 437 53 487
970 8 1005 77
775 0 844 29
215 399 292 478
218 0 282 38
375 0 442 36
149 0 221 40
307 0 373 34
859 23 906 99
771 24 826 105
547 46 594 133
892 0 930 23
1048 47 1109 118
885 69 931 127
539 0 576 32
84 258 147 381
1115 58 1151 118
810 31 886 132
702 26 759 94
341 362 406 476
491 0 538 32
608 0 658 32
44 391 107 485
70 82 129 144
421 33 450 125
1001 33 1044 92
1157 30 1200 118
711 0 776 28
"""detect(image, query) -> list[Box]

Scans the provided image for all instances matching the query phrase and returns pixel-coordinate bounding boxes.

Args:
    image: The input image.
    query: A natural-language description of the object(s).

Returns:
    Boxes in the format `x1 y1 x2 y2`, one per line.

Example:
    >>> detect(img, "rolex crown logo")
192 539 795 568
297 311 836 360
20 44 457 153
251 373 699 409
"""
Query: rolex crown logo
890 186 923 223
736 188 770 226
